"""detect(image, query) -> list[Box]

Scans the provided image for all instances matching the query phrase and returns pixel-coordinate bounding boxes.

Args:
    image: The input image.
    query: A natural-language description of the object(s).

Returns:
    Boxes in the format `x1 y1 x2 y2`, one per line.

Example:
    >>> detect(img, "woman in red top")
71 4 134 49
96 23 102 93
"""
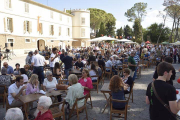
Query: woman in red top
78 68 93 95
34 96 53 120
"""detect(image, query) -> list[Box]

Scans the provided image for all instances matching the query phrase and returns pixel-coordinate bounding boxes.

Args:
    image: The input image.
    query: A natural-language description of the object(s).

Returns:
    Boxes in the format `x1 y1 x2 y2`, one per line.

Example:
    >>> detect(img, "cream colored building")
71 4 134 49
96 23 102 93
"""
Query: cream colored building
0 0 90 54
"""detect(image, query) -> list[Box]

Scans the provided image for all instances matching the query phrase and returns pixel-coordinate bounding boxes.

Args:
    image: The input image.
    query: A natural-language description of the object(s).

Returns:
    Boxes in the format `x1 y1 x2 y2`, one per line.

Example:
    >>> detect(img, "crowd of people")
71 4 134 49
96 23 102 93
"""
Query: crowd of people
1 42 180 120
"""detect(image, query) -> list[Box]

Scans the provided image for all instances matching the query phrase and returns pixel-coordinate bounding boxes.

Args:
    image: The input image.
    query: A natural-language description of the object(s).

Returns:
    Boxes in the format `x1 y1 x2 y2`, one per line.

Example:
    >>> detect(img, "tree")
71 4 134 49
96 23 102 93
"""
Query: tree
124 25 133 39
124 2 147 41
133 18 142 43
97 22 106 37
116 27 123 39
106 21 116 37
144 23 171 43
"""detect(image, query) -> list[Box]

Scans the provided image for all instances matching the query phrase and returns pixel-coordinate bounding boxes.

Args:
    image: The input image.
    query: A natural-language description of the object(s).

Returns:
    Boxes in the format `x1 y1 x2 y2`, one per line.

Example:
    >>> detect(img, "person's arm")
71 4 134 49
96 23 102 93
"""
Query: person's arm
11 86 26 100
50 54 58 62
169 100 180 114
31 56 34 66
146 96 150 104
128 62 136 67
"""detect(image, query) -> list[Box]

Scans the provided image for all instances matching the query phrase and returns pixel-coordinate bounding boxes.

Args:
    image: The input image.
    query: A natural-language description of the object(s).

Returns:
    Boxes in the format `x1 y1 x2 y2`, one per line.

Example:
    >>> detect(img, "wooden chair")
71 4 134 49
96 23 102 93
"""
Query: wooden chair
50 100 66 120
4 92 11 111
86 92 93 109
117 65 123 77
110 98 128 120
91 75 99 93
68 95 88 120
104 67 112 80
0 85 7 108
126 82 135 103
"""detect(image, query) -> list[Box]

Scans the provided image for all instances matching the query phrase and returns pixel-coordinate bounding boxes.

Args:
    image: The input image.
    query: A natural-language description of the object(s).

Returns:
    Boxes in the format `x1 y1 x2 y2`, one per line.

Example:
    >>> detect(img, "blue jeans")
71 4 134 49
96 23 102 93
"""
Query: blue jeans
64 68 72 79
133 67 138 81
33 66 44 84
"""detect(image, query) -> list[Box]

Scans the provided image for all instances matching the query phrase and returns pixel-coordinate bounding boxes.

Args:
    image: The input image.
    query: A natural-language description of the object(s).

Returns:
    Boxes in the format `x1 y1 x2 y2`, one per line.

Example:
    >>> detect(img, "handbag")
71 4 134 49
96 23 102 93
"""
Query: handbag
151 82 180 120
56 84 69 90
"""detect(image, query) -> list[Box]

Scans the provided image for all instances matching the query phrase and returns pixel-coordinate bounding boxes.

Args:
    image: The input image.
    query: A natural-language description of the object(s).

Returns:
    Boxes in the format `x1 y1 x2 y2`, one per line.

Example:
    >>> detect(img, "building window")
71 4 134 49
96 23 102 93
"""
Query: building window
25 39 31 43
81 28 85 37
5 0 12 9
39 23 43 34
50 11 53 19
26 21 29 32
67 28 70 36
7 39 14 43
7 18 13 32
60 14 62 21
49 25 54 35
81 18 85 25
24 21 32 33
25 3 29 13
59 27 61 36
51 40 54 42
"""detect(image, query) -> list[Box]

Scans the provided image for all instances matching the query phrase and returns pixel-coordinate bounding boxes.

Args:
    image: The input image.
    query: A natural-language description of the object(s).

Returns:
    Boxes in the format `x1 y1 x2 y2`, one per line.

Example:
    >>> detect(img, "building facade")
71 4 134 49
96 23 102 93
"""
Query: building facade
0 0 90 54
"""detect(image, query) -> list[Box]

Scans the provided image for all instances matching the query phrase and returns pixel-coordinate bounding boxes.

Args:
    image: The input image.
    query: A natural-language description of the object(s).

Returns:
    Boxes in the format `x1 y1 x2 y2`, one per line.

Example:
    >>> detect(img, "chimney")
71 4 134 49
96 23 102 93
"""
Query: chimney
64 8 66 13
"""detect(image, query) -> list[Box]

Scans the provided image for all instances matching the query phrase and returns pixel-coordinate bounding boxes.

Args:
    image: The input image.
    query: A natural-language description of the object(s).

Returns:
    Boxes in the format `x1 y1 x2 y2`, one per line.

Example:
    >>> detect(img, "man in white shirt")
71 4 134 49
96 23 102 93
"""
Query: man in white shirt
105 57 117 75
8 76 26 107
31 50 47 84
50 47 59 72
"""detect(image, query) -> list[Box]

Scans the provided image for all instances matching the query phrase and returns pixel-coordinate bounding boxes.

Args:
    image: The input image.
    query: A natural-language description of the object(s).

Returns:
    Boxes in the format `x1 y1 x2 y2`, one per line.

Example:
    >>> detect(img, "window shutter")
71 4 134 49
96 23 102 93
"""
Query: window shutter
41 23 43 34
49 25 51 35
11 18 13 33
4 18 7 32
29 21 32 33
9 0 11 8
27 4 29 13
24 21 26 33
59 27 61 36
52 25 54 35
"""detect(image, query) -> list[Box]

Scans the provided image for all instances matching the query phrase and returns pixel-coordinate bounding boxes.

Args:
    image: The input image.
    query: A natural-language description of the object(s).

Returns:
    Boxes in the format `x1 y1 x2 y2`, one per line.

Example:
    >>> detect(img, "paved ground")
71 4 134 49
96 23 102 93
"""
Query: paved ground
0 55 180 120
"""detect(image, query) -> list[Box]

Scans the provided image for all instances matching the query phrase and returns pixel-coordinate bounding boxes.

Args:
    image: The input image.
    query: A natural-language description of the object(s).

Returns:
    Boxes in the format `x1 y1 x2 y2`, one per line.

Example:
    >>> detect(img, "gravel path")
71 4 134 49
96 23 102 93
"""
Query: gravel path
0 55 180 120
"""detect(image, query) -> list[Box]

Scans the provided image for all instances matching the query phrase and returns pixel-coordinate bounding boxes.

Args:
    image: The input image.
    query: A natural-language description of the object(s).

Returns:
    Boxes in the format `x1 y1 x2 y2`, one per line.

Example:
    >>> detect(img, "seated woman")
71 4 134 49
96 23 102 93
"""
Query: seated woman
53 62 62 79
42 71 57 92
34 96 53 120
65 74 84 109
24 64 32 79
78 69 93 95
89 64 98 82
0 67 11 93
85 60 91 70
122 68 133 94
109 75 127 110
14 63 20 75
26 74 39 95
20 68 29 84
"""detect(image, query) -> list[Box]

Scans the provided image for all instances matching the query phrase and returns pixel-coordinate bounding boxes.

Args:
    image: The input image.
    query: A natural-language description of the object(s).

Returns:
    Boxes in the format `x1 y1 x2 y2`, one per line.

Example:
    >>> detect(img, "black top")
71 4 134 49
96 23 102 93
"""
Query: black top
0 53 2 61
60 54 65 61
75 61 84 68
146 80 176 120
88 55 96 61
98 60 105 67
62 56 73 69
153 67 176 85
125 76 133 90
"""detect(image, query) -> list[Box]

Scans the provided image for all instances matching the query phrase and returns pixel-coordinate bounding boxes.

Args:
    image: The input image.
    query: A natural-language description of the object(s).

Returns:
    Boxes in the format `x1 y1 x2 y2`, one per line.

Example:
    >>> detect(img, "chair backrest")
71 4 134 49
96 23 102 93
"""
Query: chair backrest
71 95 87 111
110 97 128 112
105 67 112 73
4 92 10 111
127 82 135 102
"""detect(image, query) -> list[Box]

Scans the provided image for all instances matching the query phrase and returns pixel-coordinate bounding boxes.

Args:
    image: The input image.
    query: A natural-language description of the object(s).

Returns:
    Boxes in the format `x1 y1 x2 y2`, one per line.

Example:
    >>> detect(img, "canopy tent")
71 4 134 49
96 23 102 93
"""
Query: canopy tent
116 39 132 42
145 41 151 44
171 41 180 45
88 36 119 42
124 41 137 44
161 41 169 44
51 37 78 42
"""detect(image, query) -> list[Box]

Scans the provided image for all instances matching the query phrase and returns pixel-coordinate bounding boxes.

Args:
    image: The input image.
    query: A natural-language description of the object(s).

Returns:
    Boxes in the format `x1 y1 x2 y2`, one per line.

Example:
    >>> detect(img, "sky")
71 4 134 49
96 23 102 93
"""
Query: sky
34 0 173 30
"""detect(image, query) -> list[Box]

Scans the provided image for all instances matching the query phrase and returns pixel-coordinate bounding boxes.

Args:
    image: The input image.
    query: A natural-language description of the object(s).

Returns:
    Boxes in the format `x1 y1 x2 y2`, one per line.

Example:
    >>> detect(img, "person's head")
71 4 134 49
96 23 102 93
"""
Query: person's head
5 108 24 120
90 52 93 56
20 68 26 75
87 60 90 65
3 62 8 68
52 47 58 54
15 63 20 70
24 65 30 71
68 74 78 85
164 56 173 64
54 62 60 69
110 57 113 61
81 56 84 60
1 67 7 75
99 55 102 60
130 51 135 57
29 74 38 85
157 62 174 81
37 96 52 111
82 68 90 78
109 75 123 92
123 68 130 76
46 71 53 81
34 50 39 55
64 52 68 56
62 49 65 54
16 76 24 86
28 51 33 57
78 58 82 63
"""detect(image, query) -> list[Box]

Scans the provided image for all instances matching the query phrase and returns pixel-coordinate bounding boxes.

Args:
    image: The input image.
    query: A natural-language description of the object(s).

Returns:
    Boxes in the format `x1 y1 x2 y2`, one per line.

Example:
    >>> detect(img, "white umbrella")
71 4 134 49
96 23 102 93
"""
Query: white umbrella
51 37 78 42
116 39 132 42
125 41 137 44
88 36 119 42
171 41 180 45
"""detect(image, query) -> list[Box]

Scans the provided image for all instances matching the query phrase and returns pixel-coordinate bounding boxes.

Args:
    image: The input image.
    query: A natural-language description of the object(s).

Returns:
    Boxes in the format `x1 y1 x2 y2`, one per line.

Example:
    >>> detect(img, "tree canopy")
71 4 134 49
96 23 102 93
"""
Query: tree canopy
133 18 142 43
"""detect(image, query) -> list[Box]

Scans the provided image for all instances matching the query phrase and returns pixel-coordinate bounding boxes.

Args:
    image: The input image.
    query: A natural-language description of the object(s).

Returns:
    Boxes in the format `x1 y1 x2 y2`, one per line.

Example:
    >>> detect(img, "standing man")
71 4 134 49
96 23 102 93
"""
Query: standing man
146 62 179 120
50 48 59 72
133 51 140 81
31 50 46 84
0 48 3 72
173 46 177 63
61 52 73 79
60 49 65 61
128 52 136 77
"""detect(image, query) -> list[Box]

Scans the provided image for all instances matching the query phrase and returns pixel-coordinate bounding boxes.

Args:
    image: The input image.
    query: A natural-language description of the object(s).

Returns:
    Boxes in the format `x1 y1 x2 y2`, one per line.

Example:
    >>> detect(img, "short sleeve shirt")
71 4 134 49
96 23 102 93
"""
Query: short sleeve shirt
31 54 45 67
128 56 136 71
43 77 57 91
50 53 59 67
62 56 73 69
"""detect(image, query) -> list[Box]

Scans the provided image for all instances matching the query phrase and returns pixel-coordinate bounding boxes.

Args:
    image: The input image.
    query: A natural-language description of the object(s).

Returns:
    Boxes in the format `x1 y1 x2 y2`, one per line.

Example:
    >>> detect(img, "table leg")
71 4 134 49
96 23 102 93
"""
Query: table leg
102 92 110 113
24 103 29 120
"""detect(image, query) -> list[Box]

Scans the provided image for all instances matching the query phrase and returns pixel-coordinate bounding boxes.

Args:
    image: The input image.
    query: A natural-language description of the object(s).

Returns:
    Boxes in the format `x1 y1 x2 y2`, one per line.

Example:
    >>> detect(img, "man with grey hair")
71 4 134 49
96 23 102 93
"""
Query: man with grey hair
31 50 47 84
5 108 24 120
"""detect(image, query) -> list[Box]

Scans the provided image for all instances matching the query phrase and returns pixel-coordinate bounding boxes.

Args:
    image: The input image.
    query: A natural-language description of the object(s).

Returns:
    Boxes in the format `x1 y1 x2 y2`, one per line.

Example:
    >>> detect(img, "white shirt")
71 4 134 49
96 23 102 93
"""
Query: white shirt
8 83 23 104
105 60 112 71
31 54 45 67
89 70 98 80
21 74 28 83
43 77 57 91
50 53 59 67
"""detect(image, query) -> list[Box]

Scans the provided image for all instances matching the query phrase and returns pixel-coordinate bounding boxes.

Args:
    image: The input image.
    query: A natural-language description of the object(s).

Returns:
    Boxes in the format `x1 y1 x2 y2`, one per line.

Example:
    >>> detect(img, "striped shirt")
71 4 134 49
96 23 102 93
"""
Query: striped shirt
134 54 140 64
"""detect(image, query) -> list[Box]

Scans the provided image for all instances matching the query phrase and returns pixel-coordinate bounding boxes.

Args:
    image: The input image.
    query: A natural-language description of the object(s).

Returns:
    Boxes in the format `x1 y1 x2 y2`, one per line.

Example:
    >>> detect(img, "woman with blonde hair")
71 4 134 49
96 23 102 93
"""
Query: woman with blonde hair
78 68 93 95
26 74 39 95
109 75 127 110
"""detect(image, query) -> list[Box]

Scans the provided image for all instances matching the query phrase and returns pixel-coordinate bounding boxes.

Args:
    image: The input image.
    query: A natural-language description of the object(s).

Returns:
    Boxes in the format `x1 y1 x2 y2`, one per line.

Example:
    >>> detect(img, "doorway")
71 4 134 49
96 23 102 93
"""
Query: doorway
37 40 45 51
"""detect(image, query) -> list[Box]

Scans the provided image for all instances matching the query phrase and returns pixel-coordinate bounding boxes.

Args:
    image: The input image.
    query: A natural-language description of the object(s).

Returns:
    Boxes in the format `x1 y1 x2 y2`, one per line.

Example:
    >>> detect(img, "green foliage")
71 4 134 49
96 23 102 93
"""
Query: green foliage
97 22 106 37
144 23 171 43
124 25 133 39
116 27 123 38
133 18 142 43
106 21 116 37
